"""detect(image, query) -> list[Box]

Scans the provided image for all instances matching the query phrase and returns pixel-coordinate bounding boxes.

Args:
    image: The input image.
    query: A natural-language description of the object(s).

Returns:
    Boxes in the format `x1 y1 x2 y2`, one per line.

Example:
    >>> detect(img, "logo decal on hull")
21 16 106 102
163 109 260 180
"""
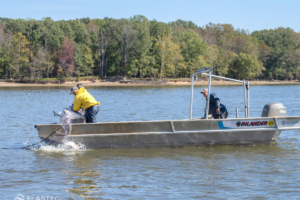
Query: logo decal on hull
218 120 275 129
278 119 300 127
268 120 274 127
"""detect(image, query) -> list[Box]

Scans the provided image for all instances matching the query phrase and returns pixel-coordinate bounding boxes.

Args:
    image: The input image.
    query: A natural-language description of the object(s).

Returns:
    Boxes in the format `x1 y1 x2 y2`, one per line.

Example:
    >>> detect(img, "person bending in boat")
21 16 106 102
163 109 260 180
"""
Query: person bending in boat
200 88 228 119
70 86 100 123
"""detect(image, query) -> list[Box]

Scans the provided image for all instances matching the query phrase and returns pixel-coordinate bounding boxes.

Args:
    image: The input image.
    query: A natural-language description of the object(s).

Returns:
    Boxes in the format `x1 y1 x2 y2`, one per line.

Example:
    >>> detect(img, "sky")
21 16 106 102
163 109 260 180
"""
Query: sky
0 0 299 33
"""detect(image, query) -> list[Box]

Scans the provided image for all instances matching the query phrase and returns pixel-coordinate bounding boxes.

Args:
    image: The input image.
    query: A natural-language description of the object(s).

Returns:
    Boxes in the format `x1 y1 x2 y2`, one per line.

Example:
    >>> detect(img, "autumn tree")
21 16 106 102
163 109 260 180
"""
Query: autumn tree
154 32 183 78
56 36 74 77
11 32 32 78
197 22 218 45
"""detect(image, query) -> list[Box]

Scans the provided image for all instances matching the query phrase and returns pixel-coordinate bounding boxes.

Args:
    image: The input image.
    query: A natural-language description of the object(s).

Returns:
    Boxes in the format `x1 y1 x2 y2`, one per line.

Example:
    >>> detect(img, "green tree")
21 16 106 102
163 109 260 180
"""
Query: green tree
81 45 94 76
70 19 90 45
31 47 47 78
130 15 152 78
252 27 300 79
205 45 219 70
0 23 13 78
231 53 264 79
150 20 171 39
43 17 65 52
11 32 32 78
89 20 110 78
59 21 75 41
74 44 94 76
215 49 237 77
180 29 208 75
73 43 83 76
116 20 138 77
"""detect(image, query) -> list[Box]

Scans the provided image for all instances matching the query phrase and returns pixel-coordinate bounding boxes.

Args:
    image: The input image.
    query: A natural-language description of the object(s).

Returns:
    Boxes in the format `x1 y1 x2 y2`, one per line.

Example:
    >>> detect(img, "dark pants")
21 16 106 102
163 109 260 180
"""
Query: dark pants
85 105 99 123
214 110 228 119
213 105 228 119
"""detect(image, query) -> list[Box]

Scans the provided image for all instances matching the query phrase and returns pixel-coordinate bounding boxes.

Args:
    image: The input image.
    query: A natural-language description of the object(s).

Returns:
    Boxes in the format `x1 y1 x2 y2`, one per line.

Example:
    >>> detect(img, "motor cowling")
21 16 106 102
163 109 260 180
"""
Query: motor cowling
261 103 287 117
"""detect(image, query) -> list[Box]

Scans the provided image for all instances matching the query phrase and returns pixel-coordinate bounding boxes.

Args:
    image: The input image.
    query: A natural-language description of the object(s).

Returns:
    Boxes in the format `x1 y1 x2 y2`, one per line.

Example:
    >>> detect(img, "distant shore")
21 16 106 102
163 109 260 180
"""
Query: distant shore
0 79 300 87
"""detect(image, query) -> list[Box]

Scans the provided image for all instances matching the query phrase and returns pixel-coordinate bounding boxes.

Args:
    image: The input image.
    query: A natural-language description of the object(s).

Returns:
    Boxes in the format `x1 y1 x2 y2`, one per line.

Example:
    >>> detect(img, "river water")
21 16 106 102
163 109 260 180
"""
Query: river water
1 84 300 199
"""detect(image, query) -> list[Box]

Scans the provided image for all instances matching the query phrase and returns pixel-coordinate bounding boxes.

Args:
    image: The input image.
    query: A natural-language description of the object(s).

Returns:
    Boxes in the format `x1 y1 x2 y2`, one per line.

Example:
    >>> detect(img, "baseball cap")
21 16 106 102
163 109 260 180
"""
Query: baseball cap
200 88 208 93
70 86 78 94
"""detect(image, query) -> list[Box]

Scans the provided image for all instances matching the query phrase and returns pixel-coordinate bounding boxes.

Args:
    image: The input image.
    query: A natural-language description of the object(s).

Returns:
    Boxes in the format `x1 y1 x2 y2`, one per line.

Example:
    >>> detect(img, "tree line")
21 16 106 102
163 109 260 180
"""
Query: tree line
0 16 299 80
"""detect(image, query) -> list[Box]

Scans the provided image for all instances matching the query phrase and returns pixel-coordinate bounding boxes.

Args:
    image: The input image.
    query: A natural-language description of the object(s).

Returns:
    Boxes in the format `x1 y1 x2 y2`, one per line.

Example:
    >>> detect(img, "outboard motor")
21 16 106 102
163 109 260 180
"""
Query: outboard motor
261 103 287 117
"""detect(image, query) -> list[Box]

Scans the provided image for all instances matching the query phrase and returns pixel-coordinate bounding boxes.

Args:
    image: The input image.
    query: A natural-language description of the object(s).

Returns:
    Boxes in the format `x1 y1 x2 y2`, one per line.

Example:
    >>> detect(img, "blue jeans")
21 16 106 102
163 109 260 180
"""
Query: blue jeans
85 105 99 123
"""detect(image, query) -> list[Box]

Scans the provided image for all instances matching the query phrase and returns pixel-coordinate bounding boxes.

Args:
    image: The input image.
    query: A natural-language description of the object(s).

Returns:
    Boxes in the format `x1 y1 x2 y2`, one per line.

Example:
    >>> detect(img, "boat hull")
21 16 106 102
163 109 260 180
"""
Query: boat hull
35 117 282 148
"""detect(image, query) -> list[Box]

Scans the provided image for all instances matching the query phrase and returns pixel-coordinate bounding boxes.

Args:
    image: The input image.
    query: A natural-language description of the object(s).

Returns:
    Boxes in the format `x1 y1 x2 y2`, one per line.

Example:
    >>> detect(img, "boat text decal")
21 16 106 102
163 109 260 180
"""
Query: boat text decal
278 118 300 128
218 120 275 129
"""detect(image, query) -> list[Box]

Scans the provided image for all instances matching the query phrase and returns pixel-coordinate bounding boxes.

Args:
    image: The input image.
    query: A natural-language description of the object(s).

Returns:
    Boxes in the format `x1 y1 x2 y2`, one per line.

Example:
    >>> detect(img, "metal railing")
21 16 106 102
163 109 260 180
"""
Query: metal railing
189 67 250 119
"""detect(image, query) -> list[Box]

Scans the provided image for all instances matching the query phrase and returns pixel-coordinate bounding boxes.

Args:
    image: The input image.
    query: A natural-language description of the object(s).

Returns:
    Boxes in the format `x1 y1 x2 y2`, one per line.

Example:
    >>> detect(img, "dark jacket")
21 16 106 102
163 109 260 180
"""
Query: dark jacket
205 93 228 119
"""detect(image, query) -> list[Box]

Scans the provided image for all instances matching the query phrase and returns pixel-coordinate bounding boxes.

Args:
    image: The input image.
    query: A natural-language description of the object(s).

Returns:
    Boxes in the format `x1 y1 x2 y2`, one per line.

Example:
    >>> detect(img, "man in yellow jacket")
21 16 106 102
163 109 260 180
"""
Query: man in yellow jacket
70 86 100 123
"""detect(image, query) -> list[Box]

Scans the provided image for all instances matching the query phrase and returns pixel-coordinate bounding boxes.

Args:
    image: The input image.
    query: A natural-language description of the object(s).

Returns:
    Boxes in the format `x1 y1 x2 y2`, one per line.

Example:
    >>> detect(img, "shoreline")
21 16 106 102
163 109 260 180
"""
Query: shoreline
0 80 300 87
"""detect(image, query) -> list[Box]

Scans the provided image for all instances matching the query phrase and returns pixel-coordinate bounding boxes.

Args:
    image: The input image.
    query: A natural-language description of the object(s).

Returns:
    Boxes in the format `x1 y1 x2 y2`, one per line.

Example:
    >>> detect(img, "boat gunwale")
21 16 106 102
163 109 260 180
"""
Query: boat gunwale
62 128 280 137
35 116 285 127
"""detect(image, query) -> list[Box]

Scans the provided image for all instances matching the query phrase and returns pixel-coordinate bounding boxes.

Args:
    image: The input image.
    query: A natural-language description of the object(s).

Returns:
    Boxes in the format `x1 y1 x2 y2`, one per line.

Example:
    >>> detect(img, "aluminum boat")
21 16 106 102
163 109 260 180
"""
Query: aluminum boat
35 67 300 148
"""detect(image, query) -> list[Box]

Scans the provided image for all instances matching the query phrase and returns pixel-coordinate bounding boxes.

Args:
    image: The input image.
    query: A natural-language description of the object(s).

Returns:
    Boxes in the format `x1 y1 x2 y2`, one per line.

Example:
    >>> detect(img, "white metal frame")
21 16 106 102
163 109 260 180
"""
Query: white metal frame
189 67 250 119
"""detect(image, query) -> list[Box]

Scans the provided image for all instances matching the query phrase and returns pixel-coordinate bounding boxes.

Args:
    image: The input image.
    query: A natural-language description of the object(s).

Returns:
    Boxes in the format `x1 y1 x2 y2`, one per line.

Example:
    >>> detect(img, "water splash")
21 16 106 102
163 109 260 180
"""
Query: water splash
24 140 87 152
23 105 87 151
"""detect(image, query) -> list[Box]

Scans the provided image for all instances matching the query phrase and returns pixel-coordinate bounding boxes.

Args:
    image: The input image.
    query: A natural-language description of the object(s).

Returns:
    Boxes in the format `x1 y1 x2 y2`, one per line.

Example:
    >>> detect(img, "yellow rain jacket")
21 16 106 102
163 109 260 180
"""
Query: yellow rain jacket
73 87 100 111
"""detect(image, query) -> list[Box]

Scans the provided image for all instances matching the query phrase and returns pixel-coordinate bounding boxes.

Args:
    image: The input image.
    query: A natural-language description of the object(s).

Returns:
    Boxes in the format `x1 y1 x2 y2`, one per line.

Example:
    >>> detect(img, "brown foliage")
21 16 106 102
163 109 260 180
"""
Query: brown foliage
56 36 74 77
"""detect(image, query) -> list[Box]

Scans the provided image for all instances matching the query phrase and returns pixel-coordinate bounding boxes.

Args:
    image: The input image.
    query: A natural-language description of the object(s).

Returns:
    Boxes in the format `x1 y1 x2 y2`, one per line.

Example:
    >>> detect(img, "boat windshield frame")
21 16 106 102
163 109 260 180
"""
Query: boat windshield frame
189 67 250 119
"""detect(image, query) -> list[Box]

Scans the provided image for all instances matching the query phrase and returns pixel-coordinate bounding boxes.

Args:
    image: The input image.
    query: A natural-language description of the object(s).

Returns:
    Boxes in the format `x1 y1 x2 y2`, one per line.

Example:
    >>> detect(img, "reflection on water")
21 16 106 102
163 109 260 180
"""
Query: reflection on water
0 85 300 198
67 155 104 199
